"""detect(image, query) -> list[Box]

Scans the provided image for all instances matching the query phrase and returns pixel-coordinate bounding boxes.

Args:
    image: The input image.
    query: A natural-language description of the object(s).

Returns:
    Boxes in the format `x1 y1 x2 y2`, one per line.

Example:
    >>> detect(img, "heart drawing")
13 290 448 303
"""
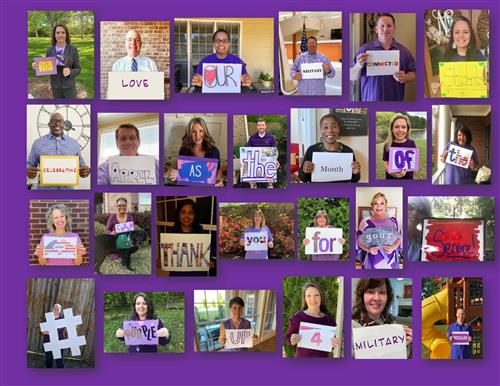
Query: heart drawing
204 67 217 87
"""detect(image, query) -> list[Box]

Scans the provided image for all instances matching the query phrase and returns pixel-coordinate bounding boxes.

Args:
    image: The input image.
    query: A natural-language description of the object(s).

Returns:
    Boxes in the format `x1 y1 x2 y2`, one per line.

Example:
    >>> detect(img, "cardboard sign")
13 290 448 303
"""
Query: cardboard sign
224 329 253 349
388 147 419 173
115 221 134 234
451 331 470 345
358 227 400 247
300 62 324 79
352 324 406 359
39 156 79 186
445 144 473 169
421 218 484 262
297 322 336 353
107 72 165 100
202 63 242 93
439 61 488 98
240 147 277 183
177 155 218 186
305 227 343 255
34 57 57 76
366 50 400 76
311 152 353 182
123 320 159 346
108 155 157 185
160 233 211 271
43 236 77 259
244 230 268 251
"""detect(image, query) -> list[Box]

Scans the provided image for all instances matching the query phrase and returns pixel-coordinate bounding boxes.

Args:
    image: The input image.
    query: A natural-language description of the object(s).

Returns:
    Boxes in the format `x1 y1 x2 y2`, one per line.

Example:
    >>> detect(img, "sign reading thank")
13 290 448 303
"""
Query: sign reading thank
43 236 77 259
107 72 165 100
160 233 211 271
202 63 242 93
244 229 268 251
445 144 473 169
34 57 57 76
297 322 336 353
305 227 343 255
39 156 79 186
311 152 353 182
108 155 157 185
224 329 253 349
439 61 488 98
352 324 406 359
123 320 159 345
177 155 218 186
300 62 324 79
388 147 419 173
366 50 400 76
240 147 277 183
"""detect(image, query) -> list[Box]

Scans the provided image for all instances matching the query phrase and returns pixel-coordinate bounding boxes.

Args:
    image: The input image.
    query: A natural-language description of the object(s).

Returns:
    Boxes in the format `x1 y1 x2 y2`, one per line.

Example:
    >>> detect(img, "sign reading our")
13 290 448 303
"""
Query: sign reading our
297 322 336 353
202 63 242 93
244 230 268 251
388 147 419 173
445 144 473 169
177 155 218 186
224 329 253 349
43 236 77 259
107 72 165 100
34 57 57 76
39 156 79 186
439 61 488 98
240 147 277 183
305 227 343 255
123 320 159 346
421 218 484 262
352 324 406 359
451 331 470 345
300 62 324 79
358 227 400 247
366 50 400 76
115 221 135 234
108 155 157 185
160 233 211 271
311 152 353 182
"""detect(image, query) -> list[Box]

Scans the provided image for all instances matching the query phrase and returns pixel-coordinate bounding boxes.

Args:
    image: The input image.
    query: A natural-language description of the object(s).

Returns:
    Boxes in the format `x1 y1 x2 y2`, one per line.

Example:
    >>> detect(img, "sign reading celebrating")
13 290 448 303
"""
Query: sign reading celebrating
445 144 473 169
224 329 253 349
451 331 470 345
366 50 400 76
304 227 343 255
244 229 268 251
115 221 135 234
108 155 157 185
177 155 218 186
43 236 77 259
311 152 353 182
202 63 242 93
160 233 211 271
358 227 400 247
300 62 324 79
352 324 406 359
107 72 165 100
439 61 488 98
123 320 159 345
297 322 336 353
240 147 277 183
388 147 419 173
421 218 484 262
34 57 57 76
39 156 79 186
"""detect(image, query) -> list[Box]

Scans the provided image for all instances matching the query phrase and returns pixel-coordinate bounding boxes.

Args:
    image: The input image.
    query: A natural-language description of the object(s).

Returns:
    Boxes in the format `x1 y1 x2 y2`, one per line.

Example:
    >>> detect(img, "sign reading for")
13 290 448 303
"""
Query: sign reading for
107 72 165 100
177 155 218 186
43 236 77 259
300 62 324 79
297 322 336 353
244 229 268 251
160 233 211 271
40 156 79 186
352 324 406 359
311 152 353 182
202 63 242 93
123 319 159 345
240 147 277 183
34 57 57 76
224 329 253 349
305 227 343 255
388 147 419 173
439 61 488 98
108 155 157 185
445 144 473 169
366 50 400 76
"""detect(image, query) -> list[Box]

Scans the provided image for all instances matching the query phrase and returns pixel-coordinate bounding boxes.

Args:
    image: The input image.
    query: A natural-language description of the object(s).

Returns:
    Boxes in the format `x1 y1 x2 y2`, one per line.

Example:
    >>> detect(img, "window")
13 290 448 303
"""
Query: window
194 290 228 352
263 291 276 333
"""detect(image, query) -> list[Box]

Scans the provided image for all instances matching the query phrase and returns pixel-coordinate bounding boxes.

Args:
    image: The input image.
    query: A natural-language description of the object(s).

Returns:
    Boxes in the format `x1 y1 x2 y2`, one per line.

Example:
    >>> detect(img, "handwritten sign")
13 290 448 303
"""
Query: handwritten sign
224 329 253 349
240 147 277 183
359 227 400 247
43 236 77 259
177 155 218 186
366 50 400 76
108 155 157 185
451 331 469 345
39 156 79 186
311 152 353 182
115 221 134 234
160 233 211 271
439 61 488 98
107 72 165 100
445 144 473 169
244 230 268 251
352 324 406 359
34 57 57 76
202 63 242 93
421 218 484 262
123 320 159 345
305 227 343 255
297 322 336 353
300 62 324 79
388 147 419 173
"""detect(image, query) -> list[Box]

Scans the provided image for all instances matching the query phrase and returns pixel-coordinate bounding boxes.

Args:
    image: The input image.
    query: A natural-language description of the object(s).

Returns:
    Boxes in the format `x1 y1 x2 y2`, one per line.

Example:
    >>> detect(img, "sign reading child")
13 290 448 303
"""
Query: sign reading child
304 228 343 255
352 324 406 359
160 233 211 271
123 320 159 345
202 63 242 93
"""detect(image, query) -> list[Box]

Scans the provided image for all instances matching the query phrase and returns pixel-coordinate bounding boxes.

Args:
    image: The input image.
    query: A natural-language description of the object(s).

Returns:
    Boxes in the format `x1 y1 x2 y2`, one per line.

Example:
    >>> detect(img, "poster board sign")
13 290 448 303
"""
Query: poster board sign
43 236 77 259
445 144 473 169
115 221 134 234
177 155 218 186
451 331 470 345
300 62 324 79
160 233 211 271
108 155 157 185
240 147 277 183
123 319 159 345
305 227 343 255
244 229 268 251
39 156 79 186
202 63 242 93
439 61 488 98
358 227 400 247
331 108 368 136
311 152 353 182
352 324 406 359
224 329 253 349
366 50 400 76
421 218 484 262
107 72 165 100
34 57 57 76
388 147 419 173
297 322 336 353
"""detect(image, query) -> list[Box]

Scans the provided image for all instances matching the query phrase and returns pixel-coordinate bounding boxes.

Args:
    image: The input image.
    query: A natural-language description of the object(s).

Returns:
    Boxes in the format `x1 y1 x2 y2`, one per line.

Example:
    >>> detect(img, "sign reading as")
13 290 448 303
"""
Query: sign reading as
445 144 473 169
311 152 353 182
439 61 488 98
202 63 242 93
107 72 165 100
177 155 218 186
240 147 277 183
115 221 134 234
244 229 268 251
224 329 253 349
160 233 211 271
451 331 470 345
297 322 336 353
388 147 419 173
358 227 400 247
108 155 157 185
352 324 406 359
43 236 77 259
305 227 343 255
39 156 79 186
300 62 324 79
123 319 159 345
34 57 57 76
366 50 400 76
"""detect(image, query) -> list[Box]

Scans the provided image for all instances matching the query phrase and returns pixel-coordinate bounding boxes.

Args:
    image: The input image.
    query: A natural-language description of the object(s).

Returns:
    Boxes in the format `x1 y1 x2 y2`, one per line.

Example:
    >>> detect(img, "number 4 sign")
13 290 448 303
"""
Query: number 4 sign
297 322 336 352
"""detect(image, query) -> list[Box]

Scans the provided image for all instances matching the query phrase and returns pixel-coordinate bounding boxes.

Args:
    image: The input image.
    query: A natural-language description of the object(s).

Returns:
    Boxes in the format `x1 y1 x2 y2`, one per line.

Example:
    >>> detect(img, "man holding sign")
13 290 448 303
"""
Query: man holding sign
448 308 473 359
111 30 158 72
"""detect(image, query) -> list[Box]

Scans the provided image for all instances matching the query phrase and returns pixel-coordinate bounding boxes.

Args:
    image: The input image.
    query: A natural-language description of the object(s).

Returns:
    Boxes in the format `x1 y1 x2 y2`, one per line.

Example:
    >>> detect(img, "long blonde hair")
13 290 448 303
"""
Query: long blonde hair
384 113 411 150
251 208 266 229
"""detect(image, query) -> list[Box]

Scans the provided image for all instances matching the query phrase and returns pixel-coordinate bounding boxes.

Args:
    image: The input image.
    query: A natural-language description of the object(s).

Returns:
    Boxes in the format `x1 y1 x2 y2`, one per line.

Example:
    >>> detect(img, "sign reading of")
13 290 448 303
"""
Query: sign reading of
311 152 353 182
305 227 343 255
224 329 253 349
439 61 488 98
445 144 473 169
366 50 400 76
352 324 406 359
115 221 135 234
451 331 470 345
177 155 218 186
358 227 400 247
388 147 419 173
240 147 277 183
39 156 79 186
107 72 165 100
123 319 159 346
108 155 157 185
300 62 324 79
160 233 211 271
244 229 268 251
297 322 336 353
34 57 57 76
202 63 242 93
43 236 77 259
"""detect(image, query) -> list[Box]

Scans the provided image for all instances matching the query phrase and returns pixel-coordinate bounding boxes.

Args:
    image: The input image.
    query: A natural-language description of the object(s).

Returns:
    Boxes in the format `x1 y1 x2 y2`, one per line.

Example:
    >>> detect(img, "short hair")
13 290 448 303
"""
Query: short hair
51 24 71 45
130 292 157 320
352 278 394 324
48 113 64 129
229 296 245 308
307 36 318 42
46 203 72 232
115 124 140 141
213 29 230 42
256 117 267 125
455 126 473 146
116 197 128 205
370 192 388 206
319 114 343 131
314 210 330 226
377 13 396 25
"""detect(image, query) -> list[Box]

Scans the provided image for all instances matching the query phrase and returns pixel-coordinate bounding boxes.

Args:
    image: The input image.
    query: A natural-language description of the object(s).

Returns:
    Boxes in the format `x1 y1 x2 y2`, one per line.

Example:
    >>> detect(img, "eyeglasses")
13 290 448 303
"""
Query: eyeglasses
214 39 229 44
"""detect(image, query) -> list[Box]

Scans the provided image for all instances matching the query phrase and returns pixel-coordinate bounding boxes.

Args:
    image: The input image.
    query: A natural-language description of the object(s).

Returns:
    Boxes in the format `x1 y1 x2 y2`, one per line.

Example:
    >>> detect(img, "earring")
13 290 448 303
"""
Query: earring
320 136 324 142
452 42 457 49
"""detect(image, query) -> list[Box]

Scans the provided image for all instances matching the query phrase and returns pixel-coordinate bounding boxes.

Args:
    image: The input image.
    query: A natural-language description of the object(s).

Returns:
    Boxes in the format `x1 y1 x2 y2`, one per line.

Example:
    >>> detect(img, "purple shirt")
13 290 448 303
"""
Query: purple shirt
382 139 416 180
241 226 273 260
290 51 335 96
443 141 479 185
351 39 416 101
105 213 134 233
222 318 252 352
247 132 277 148
196 53 247 76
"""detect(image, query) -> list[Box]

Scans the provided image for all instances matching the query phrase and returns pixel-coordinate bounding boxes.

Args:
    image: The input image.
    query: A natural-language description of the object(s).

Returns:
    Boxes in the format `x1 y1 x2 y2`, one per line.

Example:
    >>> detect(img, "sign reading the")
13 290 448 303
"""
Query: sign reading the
160 233 211 271
177 155 218 186
352 324 406 359
240 147 277 183
439 61 488 98
304 227 343 255
202 63 242 93
107 72 165 100
123 319 159 345
445 144 473 169
297 322 336 353
366 50 400 76
300 62 324 79
224 329 253 349
39 156 79 186
108 155 157 185
388 147 419 173
311 152 353 182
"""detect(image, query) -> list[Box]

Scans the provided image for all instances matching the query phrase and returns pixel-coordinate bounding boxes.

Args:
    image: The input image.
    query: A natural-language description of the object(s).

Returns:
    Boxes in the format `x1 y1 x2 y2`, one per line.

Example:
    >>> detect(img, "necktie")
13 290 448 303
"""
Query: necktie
131 58 138 72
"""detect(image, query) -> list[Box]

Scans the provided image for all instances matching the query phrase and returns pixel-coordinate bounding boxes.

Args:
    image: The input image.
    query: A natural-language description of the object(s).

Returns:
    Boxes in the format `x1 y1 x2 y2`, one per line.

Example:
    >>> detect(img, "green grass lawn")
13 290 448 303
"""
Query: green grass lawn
28 37 94 98
97 246 151 275
422 324 447 359
376 139 427 180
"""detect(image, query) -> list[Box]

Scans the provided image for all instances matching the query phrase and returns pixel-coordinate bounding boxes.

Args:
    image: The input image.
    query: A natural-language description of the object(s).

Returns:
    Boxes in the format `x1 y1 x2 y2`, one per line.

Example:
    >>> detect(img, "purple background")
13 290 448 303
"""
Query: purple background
1 0 499 385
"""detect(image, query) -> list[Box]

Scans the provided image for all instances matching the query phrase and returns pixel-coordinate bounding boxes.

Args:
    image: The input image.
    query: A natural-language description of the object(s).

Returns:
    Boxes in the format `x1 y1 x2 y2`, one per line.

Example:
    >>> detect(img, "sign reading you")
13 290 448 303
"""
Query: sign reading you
240 147 277 183
123 319 159 345
358 227 400 247
202 63 242 93
160 233 211 271
244 229 268 251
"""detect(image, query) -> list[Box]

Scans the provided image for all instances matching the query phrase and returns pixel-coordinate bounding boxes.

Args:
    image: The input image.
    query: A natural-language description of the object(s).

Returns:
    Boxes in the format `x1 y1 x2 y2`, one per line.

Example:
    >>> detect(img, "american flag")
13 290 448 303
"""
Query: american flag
45 239 77 256
300 20 307 53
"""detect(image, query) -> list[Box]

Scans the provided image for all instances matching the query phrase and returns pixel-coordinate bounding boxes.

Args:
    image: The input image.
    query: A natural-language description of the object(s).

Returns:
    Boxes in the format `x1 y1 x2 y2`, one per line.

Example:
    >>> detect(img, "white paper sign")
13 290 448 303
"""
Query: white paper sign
224 329 253 349
305 227 343 255
43 236 77 259
352 324 407 359
311 152 353 182
107 72 165 100
445 144 473 169
115 221 134 233
451 331 470 345
297 322 336 353
202 63 242 93
240 147 278 183
366 50 400 76
39 156 79 186
108 155 157 185
244 230 268 251
300 62 324 79
160 233 211 271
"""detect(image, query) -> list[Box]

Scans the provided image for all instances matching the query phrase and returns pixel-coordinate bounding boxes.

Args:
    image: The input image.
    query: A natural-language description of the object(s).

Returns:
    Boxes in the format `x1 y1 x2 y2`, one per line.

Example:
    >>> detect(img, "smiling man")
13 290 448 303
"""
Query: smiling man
448 308 474 359
111 29 158 72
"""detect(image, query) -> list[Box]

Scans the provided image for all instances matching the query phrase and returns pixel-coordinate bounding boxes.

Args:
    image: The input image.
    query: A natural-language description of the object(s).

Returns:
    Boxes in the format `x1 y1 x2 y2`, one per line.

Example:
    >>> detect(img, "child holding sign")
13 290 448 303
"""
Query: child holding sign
383 114 417 179
302 210 345 261
239 209 274 259
218 297 258 352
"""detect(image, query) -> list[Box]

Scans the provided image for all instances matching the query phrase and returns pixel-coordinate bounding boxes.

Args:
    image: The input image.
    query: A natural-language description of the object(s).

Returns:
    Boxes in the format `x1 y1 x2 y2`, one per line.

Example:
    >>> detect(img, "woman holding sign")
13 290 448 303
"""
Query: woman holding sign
218 296 258 352
40 304 66 367
115 293 170 353
383 114 417 179
302 210 346 261
34 204 85 266
239 208 274 259
105 197 135 263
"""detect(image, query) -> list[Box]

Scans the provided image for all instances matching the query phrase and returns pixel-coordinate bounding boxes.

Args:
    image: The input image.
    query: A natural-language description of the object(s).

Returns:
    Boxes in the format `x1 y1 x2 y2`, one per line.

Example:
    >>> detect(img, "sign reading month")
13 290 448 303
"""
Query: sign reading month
366 50 400 76
451 331 470 345
224 329 253 349
445 144 473 169
202 63 242 93
108 155 157 185
177 155 218 186
439 61 488 98
305 227 343 255
358 227 400 247
352 324 406 359
297 322 336 353
244 229 268 251
388 147 419 173
39 156 79 186
311 152 353 182
43 236 77 259
115 221 135 234
300 62 324 79
240 147 277 183
421 218 484 262
34 57 57 76
107 72 165 100
160 233 211 271
123 320 159 345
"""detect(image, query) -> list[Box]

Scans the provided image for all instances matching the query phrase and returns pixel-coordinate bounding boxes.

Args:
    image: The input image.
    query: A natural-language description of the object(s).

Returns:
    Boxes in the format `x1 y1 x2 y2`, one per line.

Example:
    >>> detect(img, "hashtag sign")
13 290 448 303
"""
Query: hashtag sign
39 308 87 359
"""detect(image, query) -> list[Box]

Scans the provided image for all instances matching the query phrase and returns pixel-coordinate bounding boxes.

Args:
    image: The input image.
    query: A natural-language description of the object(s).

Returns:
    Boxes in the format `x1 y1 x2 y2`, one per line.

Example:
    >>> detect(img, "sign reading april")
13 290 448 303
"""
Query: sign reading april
451 331 469 345
311 152 353 182
224 329 253 349
123 320 159 345
358 227 400 247
445 144 473 169
388 147 419 173
439 61 488 98
177 155 218 186
108 155 157 185
107 72 165 100
305 227 343 255
352 324 406 359
115 221 134 234
39 156 79 186
366 50 400 76
297 322 336 353
300 62 324 79
160 233 211 271
202 63 242 93
35 57 57 76
240 147 277 183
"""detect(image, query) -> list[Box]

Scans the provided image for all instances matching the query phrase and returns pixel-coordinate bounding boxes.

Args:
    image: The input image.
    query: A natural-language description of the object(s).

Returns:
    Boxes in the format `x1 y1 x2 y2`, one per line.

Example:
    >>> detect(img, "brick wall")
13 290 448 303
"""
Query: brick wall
29 200 90 265
101 192 139 214
456 115 491 166
100 21 170 99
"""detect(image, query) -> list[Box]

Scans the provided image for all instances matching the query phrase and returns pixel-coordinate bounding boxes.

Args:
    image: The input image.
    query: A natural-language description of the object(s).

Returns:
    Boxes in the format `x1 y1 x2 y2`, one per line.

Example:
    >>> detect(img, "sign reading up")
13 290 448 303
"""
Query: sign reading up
388 147 419 173
366 50 400 76
240 147 277 183
177 155 218 186
107 72 165 100
304 227 343 255
297 322 336 353
202 63 242 93
439 61 488 98
352 324 406 359
39 156 79 186
160 233 211 271
123 320 159 346
224 329 253 349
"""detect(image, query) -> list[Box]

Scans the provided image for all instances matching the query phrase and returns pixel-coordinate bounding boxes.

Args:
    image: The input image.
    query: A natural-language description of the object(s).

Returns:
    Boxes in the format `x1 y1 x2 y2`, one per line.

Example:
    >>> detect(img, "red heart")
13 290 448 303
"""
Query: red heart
204 68 216 86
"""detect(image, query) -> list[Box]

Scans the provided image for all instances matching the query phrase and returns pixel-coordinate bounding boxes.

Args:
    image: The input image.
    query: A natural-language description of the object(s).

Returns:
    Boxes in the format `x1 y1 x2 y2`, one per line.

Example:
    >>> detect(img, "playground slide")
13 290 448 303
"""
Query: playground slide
422 287 451 359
